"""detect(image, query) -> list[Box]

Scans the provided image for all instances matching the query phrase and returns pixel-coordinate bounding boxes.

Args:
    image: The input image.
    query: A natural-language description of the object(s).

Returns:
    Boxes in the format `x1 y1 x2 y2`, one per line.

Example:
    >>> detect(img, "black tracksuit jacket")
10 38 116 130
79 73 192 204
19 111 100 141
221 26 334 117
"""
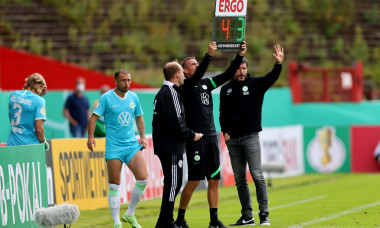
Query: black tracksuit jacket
181 53 244 136
152 81 195 155
219 63 282 138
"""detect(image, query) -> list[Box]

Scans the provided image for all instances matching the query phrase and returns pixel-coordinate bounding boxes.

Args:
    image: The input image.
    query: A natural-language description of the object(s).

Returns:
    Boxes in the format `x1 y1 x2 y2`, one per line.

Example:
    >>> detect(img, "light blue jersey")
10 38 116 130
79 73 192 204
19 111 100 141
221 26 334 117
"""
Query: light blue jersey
94 89 143 153
7 90 46 146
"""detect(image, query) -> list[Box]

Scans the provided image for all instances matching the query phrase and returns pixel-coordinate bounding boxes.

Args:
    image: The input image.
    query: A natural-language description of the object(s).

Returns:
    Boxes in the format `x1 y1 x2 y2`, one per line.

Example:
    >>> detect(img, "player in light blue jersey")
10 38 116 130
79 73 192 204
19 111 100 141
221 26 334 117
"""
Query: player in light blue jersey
7 73 49 150
87 69 148 228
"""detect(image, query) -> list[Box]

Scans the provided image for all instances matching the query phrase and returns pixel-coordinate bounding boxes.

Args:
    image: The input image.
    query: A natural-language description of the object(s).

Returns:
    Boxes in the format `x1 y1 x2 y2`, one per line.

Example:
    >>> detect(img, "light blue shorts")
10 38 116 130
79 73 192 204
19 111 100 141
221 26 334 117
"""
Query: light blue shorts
106 143 143 165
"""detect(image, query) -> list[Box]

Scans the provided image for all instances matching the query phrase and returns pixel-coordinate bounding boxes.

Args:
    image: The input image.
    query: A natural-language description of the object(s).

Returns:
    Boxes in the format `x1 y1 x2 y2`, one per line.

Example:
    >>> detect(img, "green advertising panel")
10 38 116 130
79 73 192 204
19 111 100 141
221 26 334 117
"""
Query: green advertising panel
0 144 48 227
304 126 350 173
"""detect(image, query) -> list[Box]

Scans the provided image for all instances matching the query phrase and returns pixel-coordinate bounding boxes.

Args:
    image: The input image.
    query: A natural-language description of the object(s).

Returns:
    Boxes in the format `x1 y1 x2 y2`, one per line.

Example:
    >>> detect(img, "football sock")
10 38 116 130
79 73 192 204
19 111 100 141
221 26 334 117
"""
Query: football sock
210 208 218 224
176 208 186 222
108 183 121 225
125 179 148 216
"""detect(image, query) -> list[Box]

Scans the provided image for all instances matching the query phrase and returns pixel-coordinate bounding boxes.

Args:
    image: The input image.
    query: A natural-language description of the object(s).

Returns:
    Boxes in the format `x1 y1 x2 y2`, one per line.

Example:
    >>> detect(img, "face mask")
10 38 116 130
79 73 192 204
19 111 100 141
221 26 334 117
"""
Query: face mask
77 83 85 92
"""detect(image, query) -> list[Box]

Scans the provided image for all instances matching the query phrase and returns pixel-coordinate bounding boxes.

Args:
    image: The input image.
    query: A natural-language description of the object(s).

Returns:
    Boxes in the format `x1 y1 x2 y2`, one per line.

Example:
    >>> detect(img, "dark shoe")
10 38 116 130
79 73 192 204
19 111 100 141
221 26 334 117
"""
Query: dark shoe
155 224 178 228
259 212 270 226
155 220 179 228
230 215 255 226
175 219 189 228
209 219 227 228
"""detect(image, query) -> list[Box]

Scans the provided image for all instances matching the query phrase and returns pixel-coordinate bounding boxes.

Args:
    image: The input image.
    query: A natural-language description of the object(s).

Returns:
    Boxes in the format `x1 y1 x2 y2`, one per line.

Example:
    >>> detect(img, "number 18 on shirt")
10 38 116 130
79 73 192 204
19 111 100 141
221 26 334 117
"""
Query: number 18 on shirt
212 0 248 51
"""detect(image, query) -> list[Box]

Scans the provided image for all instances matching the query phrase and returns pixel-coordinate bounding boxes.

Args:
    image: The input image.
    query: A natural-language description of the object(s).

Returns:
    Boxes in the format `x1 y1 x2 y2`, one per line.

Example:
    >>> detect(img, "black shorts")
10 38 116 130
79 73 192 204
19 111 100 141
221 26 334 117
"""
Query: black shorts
186 135 221 180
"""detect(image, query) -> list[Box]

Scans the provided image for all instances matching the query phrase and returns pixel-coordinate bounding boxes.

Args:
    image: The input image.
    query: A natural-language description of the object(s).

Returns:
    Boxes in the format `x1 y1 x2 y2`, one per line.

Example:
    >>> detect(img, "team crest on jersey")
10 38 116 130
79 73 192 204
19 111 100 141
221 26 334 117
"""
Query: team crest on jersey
227 88 232 95
242 86 249 95
200 92 209 105
202 85 208 90
178 159 183 168
41 106 46 115
130 102 135 109
118 111 132 126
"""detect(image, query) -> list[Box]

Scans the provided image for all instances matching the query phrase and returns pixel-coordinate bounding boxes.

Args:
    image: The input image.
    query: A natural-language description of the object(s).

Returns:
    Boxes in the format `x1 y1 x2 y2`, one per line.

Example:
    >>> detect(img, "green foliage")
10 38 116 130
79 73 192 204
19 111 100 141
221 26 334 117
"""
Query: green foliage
301 0 354 37
28 34 44 55
91 39 110 52
350 26 369 62
80 54 101 69
3 0 380 89
11 33 27 49
45 39 54 55
332 37 344 55
112 32 144 55
297 40 308 61
364 4 379 24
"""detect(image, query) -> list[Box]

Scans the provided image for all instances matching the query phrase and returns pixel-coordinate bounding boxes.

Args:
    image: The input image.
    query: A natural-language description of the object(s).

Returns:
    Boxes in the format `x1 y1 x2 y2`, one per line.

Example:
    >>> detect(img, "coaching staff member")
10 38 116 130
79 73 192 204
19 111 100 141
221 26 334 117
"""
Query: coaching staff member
153 61 202 228
175 41 247 228
219 44 284 226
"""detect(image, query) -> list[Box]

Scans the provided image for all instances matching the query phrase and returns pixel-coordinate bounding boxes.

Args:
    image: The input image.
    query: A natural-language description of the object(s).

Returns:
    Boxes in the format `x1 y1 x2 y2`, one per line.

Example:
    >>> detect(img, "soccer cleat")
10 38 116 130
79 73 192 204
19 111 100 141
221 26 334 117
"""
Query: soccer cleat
209 219 228 228
175 219 190 228
122 214 142 228
230 215 255 226
259 212 270 226
115 224 122 228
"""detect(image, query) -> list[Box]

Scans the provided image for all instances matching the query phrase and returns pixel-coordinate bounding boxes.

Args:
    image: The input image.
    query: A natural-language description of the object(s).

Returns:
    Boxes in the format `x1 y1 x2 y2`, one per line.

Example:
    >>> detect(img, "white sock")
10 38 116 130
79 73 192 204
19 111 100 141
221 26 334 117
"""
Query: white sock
108 183 121 225
125 179 148 216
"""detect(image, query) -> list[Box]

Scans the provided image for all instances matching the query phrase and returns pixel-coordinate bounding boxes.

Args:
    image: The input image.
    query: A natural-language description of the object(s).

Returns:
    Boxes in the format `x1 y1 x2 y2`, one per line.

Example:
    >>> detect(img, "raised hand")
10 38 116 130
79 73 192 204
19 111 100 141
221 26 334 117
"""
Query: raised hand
239 41 247 56
273 44 284 64
208 42 218 56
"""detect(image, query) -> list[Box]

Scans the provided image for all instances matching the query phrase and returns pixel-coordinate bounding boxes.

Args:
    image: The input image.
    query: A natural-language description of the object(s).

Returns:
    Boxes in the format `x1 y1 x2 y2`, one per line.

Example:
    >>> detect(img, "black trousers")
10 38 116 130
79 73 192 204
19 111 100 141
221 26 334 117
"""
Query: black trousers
156 153 183 226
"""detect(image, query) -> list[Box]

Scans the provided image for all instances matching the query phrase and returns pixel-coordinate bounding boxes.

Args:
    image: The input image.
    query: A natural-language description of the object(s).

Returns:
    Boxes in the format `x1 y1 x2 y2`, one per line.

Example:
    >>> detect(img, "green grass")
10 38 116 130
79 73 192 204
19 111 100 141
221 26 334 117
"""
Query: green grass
76 173 380 227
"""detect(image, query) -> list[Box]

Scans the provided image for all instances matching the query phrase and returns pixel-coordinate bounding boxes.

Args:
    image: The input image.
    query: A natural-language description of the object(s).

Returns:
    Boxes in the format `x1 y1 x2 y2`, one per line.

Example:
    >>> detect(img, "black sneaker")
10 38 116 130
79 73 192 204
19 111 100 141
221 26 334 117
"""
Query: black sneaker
230 215 255 226
155 220 179 228
175 219 189 228
209 219 228 228
259 212 270 226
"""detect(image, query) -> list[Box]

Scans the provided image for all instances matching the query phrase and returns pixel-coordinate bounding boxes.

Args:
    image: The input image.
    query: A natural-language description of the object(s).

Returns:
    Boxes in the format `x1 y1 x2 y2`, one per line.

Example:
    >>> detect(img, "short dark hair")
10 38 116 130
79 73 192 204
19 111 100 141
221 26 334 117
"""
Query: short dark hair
163 61 181 81
115 69 129 80
181 57 195 68
231 57 249 67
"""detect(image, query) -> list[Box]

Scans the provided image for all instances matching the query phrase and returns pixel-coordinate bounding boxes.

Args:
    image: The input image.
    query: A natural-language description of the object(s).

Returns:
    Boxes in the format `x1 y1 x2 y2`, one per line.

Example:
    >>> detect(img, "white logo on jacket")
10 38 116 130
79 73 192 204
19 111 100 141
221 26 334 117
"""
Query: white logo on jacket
200 92 209 105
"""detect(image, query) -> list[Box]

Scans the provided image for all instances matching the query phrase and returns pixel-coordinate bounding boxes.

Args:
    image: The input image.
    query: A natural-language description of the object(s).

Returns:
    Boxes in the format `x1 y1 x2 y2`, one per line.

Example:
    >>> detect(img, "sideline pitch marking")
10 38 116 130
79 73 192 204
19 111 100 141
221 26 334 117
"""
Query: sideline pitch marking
253 195 326 214
289 200 380 228
192 195 327 219
125 195 327 224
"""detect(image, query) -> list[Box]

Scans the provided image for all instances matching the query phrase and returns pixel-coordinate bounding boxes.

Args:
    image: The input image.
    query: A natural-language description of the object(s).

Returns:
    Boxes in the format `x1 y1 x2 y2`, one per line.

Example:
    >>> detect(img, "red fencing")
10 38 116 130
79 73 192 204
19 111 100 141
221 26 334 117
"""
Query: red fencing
288 62 363 103
0 47 153 90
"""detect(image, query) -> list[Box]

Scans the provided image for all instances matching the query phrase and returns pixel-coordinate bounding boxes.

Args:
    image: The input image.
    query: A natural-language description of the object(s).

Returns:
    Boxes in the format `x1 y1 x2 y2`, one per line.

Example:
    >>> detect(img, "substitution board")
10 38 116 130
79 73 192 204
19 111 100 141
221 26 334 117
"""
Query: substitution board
212 0 247 51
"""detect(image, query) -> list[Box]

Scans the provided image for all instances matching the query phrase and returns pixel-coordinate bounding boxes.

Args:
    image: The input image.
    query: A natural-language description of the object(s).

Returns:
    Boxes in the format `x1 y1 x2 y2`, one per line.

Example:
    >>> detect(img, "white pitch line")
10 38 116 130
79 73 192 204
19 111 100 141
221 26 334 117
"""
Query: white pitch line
253 195 326 214
289 200 380 228
140 195 327 222
183 195 327 220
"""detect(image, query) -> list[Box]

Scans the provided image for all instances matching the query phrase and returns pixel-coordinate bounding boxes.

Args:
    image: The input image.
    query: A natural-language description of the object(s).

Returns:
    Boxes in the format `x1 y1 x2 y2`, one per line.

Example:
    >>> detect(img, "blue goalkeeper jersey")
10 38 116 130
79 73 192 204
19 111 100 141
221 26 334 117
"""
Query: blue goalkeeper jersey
7 90 46 146
93 89 143 152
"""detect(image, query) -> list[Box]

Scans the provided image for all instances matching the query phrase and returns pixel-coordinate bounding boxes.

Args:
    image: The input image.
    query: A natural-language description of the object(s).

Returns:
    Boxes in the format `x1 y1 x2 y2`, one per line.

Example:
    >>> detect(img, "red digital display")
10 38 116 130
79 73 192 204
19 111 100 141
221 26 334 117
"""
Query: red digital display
213 16 245 42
